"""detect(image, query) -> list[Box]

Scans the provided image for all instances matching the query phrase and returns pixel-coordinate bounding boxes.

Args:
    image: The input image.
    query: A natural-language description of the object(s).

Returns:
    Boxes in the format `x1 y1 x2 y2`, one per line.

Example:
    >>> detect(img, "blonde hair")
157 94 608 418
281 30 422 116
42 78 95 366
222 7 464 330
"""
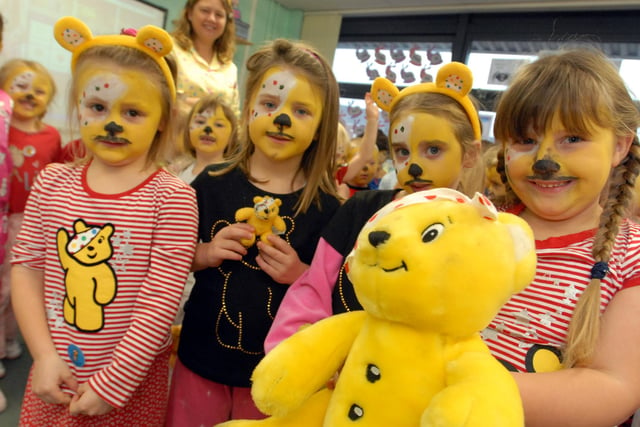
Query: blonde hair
389 92 484 196
182 94 239 158
494 47 640 368
172 0 236 64
214 38 340 215
0 59 57 119
69 45 176 167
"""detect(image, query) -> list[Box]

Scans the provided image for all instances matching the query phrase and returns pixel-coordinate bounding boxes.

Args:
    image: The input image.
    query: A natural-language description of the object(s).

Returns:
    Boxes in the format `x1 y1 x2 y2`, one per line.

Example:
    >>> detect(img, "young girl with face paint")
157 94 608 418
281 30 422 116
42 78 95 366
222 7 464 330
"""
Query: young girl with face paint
176 94 238 184
0 58 61 386
10 17 198 425
485 48 640 426
265 61 484 353
166 39 341 425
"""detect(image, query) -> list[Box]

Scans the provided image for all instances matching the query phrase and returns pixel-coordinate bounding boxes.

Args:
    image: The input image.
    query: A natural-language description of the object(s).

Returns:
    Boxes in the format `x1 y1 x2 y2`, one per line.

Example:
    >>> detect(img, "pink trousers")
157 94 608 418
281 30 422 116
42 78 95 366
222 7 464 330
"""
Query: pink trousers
0 213 21 359
165 358 266 426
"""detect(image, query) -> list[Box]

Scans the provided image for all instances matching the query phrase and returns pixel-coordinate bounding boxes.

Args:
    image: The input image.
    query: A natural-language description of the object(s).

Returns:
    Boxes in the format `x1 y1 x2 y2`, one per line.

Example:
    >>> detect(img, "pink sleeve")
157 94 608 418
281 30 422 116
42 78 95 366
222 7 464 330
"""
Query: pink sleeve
265 238 344 353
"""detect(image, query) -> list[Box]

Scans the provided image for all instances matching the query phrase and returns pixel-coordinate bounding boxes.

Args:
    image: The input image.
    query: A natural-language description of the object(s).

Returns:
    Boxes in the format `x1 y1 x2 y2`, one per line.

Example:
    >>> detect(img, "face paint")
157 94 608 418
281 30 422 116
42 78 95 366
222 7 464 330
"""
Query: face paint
350 157 379 188
2 66 53 121
76 61 165 167
505 113 622 223
189 105 232 157
390 112 464 194
249 66 323 161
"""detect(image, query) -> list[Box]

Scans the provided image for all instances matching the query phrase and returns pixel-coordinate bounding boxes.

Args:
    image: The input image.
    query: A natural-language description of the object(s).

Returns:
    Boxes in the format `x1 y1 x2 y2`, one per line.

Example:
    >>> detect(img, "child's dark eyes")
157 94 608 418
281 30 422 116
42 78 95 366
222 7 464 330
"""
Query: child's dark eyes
125 109 140 118
427 146 441 156
90 103 105 113
394 147 410 157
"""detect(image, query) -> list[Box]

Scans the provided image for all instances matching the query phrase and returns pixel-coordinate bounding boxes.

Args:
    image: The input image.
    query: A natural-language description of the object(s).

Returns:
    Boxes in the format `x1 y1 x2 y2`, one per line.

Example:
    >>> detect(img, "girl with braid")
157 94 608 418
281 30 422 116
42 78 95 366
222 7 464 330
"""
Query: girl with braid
485 47 640 426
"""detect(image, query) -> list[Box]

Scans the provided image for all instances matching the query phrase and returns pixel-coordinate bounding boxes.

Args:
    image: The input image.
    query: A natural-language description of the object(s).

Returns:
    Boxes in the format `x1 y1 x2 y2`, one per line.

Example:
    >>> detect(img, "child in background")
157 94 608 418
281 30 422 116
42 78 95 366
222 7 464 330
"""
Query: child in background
335 93 379 194
11 17 198 425
0 11 12 413
166 38 341 426
175 94 238 184
0 58 61 374
486 47 640 426
266 61 484 352
339 143 379 198
172 94 238 328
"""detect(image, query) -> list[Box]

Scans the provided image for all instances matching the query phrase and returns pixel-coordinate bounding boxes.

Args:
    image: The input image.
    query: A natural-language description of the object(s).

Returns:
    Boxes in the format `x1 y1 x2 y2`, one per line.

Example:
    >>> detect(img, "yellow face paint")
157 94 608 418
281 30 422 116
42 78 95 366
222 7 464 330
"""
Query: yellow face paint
3 66 53 121
248 66 323 161
504 113 623 223
349 156 379 188
189 105 232 157
390 112 464 194
76 61 164 168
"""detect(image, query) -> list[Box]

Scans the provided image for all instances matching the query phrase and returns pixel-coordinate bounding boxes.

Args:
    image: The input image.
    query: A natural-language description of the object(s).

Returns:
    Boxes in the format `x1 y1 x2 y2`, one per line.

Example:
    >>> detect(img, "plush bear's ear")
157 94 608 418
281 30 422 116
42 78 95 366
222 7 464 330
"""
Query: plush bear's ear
54 16 93 53
434 62 474 98
253 195 263 204
136 25 173 58
370 77 399 112
497 212 537 293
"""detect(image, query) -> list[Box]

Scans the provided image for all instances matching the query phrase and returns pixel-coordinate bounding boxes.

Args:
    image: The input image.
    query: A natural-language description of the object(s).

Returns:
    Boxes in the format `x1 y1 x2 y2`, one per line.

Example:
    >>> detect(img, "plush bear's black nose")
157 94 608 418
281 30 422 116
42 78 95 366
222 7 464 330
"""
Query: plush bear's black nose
368 230 390 247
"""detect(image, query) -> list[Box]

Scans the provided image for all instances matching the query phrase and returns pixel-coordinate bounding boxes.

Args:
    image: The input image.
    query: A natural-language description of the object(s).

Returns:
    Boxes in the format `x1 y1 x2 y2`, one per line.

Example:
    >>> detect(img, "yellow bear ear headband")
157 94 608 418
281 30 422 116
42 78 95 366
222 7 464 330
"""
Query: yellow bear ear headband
370 62 481 141
53 16 176 101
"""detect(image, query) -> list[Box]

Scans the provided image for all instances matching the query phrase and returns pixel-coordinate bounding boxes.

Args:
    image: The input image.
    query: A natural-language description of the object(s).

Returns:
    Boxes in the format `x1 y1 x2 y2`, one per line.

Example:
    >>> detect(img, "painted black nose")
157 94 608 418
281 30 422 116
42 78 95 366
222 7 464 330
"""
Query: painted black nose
408 163 423 179
532 158 560 176
104 121 124 135
368 230 390 248
273 113 292 129
204 126 213 135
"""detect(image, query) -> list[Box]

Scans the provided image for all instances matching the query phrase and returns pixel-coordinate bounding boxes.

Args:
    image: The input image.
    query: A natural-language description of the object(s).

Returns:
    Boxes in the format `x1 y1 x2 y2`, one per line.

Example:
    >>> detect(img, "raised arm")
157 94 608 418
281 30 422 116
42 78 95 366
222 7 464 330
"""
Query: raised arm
341 92 379 184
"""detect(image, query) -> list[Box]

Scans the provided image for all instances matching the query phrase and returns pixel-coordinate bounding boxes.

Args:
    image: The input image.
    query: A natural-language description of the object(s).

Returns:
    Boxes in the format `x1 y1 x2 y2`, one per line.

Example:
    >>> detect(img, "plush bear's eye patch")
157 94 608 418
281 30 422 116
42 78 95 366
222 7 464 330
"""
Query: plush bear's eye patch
422 223 444 243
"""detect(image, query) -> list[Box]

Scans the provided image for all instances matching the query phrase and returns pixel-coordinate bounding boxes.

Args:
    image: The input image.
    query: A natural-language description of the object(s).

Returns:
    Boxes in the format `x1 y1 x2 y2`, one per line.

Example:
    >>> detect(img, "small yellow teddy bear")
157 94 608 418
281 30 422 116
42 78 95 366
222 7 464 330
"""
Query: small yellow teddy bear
219 188 536 427
235 195 286 247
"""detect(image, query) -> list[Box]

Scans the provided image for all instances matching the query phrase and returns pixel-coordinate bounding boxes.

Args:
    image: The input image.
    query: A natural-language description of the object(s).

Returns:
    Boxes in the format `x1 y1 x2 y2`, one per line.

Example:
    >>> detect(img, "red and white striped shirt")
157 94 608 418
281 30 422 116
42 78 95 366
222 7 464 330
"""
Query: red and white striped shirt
483 221 640 372
12 163 198 408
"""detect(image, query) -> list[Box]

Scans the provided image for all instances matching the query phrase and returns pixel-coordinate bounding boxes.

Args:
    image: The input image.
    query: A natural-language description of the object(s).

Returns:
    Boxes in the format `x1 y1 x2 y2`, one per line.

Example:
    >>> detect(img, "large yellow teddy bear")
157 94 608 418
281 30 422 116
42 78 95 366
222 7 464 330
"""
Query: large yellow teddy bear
220 188 536 427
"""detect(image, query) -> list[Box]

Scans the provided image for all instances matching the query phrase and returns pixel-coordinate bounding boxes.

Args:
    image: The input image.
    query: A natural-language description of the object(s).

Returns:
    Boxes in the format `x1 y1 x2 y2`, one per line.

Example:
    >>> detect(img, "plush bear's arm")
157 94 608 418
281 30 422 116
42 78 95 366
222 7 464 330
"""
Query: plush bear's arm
420 336 524 427
235 207 254 222
272 216 286 235
252 311 367 417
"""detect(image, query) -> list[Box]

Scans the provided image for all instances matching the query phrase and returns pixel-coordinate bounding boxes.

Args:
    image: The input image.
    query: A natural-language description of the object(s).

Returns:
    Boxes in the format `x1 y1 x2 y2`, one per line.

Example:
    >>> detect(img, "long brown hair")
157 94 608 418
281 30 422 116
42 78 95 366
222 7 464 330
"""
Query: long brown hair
214 39 340 215
494 47 640 368
172 0 236 64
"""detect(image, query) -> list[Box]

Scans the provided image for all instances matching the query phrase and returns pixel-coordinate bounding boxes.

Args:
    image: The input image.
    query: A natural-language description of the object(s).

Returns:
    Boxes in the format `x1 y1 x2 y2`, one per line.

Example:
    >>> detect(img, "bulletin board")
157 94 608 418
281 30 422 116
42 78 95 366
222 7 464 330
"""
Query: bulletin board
0 0 167 140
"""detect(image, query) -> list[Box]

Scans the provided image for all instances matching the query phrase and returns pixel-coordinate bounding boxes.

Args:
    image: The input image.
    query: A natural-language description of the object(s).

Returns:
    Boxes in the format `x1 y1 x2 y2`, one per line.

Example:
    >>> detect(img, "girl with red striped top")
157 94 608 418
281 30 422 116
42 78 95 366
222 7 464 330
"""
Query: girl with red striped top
486 47 640 426
10 17 198 425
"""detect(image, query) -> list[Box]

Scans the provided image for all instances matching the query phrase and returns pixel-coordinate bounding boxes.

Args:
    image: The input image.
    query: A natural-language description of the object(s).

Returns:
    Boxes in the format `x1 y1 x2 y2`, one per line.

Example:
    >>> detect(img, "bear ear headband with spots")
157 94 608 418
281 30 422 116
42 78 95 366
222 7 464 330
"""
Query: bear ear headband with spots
370 62 481 141
53 16 176 101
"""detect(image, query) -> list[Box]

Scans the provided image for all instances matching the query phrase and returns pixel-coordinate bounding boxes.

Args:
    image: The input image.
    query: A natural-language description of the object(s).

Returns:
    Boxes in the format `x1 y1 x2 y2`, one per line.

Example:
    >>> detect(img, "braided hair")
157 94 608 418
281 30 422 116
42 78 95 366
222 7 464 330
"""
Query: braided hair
494 47 640 367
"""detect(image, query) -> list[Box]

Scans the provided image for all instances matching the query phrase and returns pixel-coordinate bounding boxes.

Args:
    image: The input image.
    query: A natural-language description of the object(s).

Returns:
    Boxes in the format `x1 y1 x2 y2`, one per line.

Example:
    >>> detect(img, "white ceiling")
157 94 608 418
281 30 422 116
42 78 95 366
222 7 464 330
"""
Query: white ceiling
275 0 640 16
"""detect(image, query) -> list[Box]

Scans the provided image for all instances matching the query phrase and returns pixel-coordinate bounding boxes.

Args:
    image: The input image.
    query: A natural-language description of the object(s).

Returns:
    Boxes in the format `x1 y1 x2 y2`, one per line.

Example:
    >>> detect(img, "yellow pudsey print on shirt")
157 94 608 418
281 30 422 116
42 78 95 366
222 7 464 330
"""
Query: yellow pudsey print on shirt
57 219 117 332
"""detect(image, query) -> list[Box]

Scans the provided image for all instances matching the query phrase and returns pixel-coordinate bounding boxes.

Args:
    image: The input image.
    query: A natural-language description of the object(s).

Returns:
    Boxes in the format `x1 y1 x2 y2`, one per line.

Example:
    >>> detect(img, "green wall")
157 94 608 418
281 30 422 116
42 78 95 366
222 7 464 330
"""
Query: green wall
149 0 304 104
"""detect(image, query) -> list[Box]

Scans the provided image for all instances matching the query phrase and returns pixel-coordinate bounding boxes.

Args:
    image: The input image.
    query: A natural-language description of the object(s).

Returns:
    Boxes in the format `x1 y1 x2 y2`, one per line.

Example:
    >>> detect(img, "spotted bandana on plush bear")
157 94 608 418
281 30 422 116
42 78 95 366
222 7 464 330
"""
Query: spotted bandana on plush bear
53 16 176 100
66 224 100 254
370 62 481 141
